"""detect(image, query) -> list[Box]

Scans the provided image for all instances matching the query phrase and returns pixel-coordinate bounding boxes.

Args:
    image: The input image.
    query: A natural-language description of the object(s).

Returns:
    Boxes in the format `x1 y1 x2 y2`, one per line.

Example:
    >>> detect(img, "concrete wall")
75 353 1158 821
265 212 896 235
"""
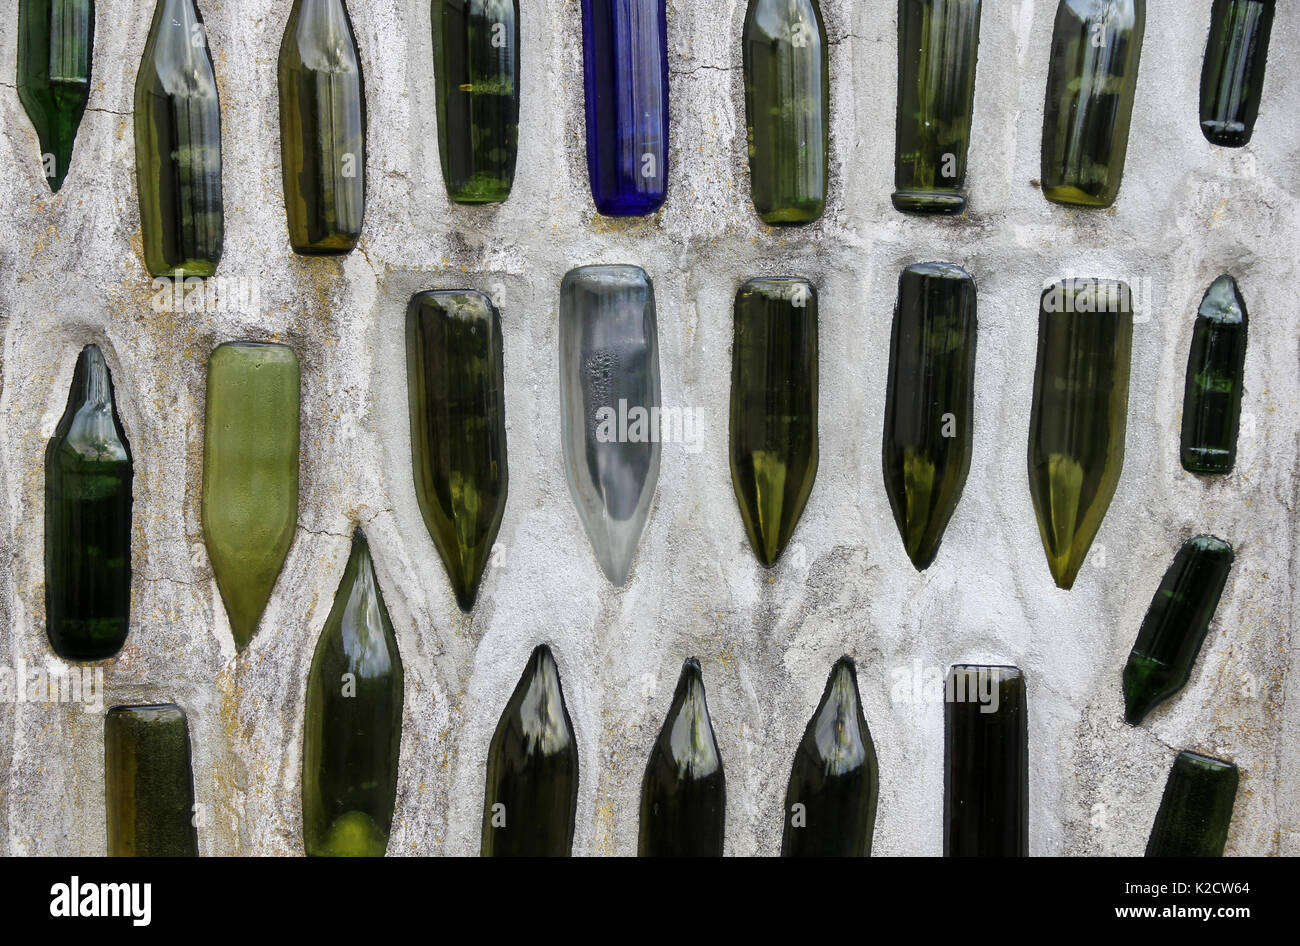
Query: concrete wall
0 0 1296 855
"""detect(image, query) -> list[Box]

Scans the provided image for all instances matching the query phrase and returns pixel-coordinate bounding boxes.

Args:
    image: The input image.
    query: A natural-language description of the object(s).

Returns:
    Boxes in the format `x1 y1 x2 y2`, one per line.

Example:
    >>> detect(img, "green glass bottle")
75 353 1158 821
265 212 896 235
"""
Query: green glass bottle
638 658 725 857
104 703 199 857
1181 275 1248 475
1040 0 1145 208
729 277 818 567
781 657 878 857
45 345 133 662
302 529 404 857
1028 280 1133 589
134 0 224 278
742 0 829 225
1123 536 1234 725
432 0 520 203
893 1 982 214
882 263 977 570
1146 751 1238 857
406 290 508 611
17 0 94 193
201 342 299 651
278 0 366 254
1200 0 1274 147
944 665 1028 856
481 645 578 856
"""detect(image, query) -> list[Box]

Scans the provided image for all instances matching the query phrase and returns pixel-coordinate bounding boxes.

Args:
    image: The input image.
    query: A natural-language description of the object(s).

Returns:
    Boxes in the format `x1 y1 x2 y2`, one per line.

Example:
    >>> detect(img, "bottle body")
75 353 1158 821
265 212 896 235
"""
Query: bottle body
1200 0 1274 147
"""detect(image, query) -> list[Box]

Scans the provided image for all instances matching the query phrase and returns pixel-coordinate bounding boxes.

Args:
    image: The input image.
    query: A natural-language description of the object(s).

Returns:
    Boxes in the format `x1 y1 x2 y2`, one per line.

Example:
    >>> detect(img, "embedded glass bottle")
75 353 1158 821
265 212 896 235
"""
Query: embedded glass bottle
1200 0 1274 147
105 704 199 857
432 0 520 203
742 0 829 224
1040 0 1145 208
17 0 94 192
893 1 982 214
1181 275 1248 475
134 0 224 277
45 345 133 662
302 530 404 857
278 0 366 254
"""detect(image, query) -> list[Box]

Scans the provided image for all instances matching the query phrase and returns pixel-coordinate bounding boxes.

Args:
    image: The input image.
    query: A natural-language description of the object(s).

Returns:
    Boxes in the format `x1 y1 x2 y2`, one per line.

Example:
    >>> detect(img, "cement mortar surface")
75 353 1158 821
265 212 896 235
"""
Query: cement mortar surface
0 0 1296 855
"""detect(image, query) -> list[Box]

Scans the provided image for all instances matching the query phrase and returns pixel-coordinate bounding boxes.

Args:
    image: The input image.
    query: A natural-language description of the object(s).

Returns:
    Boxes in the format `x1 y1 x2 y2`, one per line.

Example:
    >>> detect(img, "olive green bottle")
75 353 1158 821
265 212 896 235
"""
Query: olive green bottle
1146 751 1238 857
432 0 520 203
45 345 133 662
17 0 94 192
105 704 199 857
406 290 508 611
1040 0 1145 208
1123 536 1234 725
1028 280 1133 589
638 658 725 857
481 645 579 856
893 1 982 214
302 529 404 857
882 263 977 570
134 0 223 277
742 0 829 225
1181 275 1248 475
1200 0 1274 147
278 0 366 254
781 657 878 857
944 665 1028 856
729 277 818 567
201 342 299 651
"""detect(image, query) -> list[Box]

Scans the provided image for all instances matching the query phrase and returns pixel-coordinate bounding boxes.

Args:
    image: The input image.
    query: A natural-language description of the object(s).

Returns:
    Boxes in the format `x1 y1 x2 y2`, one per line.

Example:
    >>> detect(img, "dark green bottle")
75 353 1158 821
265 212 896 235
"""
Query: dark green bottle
201 342 299 651
1028 280 1133 589
944 665 1027 856
781 657 878 857
45 346 133 662
729 277 818 567
17 0 94 193
638 658 725 857
1200 0 1274 147
1146 751 1238 857
406 290 508 611
893 1 982 214
1041 0 1145 208
882 263 977 570
432 0 520 203
134 0 224 278
104 703 199 857
742 0 829 225
1123 536 1233 725
278 0 366 254
302 529 404 857
481 645 579 856
1181 275 1248 475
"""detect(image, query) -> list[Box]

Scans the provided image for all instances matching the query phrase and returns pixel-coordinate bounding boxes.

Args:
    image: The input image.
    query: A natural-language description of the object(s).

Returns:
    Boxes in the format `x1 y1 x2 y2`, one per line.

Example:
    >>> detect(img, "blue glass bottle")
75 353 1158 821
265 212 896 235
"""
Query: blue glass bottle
580 0 668 216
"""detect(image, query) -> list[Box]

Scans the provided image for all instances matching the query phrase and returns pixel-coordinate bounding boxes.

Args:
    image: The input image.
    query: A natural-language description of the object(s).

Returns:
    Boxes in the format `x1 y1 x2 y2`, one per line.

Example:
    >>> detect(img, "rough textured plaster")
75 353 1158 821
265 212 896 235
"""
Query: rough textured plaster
0 0 1296 856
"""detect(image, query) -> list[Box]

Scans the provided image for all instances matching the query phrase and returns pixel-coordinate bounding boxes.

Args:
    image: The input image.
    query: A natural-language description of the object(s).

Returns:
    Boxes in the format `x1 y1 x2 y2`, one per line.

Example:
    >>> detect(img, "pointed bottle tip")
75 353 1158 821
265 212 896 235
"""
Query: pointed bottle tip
682 656 702 676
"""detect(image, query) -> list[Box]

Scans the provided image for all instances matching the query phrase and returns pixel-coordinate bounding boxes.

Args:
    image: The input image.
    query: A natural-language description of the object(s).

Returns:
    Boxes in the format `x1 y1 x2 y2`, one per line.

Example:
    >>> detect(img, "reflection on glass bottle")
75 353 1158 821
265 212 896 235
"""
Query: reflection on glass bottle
104 703 199 857
1040 0 1145 208
892 1 982 214
17 0 94 192
781 657 878 856
742 0 829 224
432 0 520 203
278 0 366 254
302 530 404 857
134 0 224 277
639 658 725 856
481 645 579 856
46 345 133 662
